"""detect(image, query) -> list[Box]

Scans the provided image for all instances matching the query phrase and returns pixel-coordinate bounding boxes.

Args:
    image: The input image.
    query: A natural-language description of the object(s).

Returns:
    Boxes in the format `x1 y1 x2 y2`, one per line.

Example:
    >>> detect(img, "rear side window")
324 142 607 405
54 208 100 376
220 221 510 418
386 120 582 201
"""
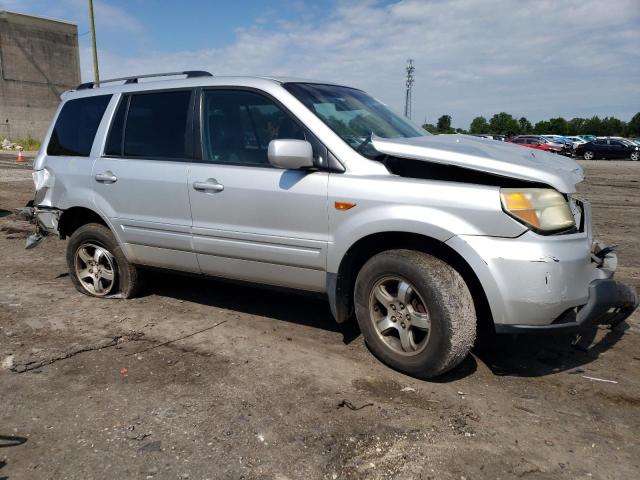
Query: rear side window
123 91 191 158
47 95 111 156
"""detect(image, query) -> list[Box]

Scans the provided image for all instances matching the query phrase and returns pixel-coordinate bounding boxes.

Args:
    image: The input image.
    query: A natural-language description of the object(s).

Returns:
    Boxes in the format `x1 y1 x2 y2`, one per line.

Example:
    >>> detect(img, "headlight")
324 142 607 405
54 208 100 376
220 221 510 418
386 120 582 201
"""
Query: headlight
500 188 575 232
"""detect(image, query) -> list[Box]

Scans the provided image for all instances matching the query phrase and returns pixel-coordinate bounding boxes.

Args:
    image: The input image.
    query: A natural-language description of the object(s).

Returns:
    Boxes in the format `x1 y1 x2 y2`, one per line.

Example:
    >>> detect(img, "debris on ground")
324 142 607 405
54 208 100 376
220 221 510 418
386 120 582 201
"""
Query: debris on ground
1 138 23 151
336 399 374 411
582 375 618 384
7 333 143 373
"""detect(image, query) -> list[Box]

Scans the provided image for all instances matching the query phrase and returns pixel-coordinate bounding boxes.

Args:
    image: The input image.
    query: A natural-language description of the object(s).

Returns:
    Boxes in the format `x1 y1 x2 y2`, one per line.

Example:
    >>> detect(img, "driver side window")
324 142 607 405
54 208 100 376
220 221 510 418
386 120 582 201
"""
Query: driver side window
201 90 307 166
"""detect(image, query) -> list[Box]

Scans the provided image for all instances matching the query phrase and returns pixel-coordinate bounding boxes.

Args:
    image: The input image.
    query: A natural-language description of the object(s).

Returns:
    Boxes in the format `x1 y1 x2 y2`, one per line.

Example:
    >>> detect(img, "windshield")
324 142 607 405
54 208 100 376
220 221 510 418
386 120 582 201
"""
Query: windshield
284 82 428 158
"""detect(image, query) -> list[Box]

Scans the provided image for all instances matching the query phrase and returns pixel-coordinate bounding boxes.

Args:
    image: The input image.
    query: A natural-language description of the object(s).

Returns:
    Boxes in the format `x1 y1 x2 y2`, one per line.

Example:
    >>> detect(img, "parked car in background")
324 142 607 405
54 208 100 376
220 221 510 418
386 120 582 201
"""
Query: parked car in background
575 138 640 160
508 137 563 153
509 135 563 153
577 135 596 142
566 136 587 148
472 134 506 141
541 135 574 156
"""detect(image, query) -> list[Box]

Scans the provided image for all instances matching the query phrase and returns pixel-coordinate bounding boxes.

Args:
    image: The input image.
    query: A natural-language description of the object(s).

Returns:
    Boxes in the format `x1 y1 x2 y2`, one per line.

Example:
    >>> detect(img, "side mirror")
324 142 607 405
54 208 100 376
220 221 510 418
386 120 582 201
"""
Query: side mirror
268 139 314 170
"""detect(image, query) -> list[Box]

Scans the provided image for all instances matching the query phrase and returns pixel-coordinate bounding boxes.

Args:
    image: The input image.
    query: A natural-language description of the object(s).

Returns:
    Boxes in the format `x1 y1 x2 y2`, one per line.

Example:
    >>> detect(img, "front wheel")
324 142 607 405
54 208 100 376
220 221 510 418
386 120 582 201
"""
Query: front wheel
354 250 476 379
66 223 142 298
583 150 594 160
631 151 639 161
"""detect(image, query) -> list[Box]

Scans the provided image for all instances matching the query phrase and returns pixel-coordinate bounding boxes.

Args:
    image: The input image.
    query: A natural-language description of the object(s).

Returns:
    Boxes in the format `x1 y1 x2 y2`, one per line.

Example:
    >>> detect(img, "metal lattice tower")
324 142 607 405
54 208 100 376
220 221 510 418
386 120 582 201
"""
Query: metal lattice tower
404 59 415 119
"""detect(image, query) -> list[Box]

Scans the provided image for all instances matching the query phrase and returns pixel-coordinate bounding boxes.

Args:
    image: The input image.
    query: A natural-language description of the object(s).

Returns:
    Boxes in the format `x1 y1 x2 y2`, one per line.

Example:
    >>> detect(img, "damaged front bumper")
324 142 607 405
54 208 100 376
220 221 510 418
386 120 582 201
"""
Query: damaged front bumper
447 229 639 334
494 277 638 333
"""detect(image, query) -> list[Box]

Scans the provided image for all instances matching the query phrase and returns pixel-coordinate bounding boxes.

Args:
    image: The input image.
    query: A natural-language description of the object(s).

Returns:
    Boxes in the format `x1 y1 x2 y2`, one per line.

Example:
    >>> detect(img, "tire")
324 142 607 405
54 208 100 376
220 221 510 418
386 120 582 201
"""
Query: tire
66 223 142 298
631 151 639 161
583 151 594 160
354 250 476 379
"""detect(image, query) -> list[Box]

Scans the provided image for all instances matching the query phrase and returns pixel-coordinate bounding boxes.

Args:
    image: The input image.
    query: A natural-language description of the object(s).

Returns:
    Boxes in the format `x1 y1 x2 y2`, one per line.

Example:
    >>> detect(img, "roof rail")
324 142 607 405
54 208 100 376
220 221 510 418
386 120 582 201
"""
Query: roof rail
76 70 213 90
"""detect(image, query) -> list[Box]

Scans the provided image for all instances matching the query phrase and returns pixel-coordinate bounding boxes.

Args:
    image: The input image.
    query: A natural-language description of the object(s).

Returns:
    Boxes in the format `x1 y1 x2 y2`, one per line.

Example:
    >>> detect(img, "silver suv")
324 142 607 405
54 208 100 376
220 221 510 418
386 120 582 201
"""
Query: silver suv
26 71 638 378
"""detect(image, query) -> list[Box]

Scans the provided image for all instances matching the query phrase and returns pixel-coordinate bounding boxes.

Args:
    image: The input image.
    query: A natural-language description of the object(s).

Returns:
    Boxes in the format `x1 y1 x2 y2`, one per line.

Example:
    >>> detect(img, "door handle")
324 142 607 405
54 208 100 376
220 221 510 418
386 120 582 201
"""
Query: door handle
193 179 224 193
95 172 118 183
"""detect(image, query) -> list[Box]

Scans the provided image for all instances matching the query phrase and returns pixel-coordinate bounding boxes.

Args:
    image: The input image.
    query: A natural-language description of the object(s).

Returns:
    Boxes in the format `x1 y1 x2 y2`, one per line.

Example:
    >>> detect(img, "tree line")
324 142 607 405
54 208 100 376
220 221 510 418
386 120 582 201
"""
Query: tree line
422 112 640 137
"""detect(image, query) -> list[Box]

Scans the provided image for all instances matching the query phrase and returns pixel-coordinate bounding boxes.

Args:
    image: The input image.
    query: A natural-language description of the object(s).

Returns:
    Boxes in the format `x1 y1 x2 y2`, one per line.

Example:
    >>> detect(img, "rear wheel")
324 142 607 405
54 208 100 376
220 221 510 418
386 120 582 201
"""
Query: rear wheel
354 250 476 379
66 223 142 298
583 151 594 160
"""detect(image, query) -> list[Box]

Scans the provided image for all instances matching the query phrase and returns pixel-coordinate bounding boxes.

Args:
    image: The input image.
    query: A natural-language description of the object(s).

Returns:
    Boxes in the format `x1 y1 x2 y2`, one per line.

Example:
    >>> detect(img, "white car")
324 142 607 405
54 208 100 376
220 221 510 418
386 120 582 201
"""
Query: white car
566 136 587 148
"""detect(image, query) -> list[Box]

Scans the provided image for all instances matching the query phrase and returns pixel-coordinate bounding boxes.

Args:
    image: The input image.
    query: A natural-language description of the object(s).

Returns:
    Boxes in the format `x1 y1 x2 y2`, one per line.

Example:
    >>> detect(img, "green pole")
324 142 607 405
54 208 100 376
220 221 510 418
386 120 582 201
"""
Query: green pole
88 0 100 85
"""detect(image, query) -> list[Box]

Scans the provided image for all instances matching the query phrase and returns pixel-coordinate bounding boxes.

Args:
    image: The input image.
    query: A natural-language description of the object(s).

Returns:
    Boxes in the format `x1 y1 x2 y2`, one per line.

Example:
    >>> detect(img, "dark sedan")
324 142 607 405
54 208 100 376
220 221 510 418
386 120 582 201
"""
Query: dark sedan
575 139 639 161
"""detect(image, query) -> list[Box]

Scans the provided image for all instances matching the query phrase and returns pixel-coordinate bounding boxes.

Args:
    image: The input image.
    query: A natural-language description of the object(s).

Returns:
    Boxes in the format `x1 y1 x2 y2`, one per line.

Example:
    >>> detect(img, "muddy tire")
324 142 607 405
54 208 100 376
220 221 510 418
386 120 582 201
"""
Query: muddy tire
354 250 476 379
66 223 142 298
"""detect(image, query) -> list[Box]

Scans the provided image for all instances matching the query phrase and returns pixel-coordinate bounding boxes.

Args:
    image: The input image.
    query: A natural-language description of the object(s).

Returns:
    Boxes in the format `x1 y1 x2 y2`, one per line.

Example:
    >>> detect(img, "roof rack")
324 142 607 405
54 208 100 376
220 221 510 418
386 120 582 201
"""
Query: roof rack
76 70 213 90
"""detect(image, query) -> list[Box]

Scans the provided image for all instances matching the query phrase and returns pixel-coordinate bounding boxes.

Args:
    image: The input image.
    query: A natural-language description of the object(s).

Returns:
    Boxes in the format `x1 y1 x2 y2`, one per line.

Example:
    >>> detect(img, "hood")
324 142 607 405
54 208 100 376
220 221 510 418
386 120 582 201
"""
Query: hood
371 134 583 193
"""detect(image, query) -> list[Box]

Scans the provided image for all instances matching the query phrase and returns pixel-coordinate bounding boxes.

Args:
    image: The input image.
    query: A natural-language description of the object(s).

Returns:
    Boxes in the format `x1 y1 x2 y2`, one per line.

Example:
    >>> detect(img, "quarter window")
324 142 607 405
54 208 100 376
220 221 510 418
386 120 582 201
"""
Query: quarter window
104 96 127 156
123 90 191 158
47 95 111 156
201 90 306 166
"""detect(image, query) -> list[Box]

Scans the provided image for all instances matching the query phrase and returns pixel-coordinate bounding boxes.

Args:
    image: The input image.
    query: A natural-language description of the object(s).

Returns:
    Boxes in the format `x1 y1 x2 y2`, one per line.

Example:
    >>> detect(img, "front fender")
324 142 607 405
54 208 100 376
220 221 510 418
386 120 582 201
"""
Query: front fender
327 205 465 273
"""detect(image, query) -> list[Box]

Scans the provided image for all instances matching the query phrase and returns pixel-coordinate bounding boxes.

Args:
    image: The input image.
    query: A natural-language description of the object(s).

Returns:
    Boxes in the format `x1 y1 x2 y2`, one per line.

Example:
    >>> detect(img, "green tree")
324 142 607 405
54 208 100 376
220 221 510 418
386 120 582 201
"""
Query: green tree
627 112 640 137
567 117 586 135
599 116 625 136
583 116 603 136
518 117 532 134
547 117 568 135
469 116 489 134
533 120 551 134
421 123 438 134
436 115 453 133
489 112 520 135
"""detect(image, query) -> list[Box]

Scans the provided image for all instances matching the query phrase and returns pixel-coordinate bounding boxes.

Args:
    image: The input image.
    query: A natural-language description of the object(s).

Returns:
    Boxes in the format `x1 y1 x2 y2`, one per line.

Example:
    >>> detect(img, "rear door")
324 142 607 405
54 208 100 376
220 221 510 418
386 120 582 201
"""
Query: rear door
593 139 609 158
607 140 625 159
92 89 199 272
187 88 329 291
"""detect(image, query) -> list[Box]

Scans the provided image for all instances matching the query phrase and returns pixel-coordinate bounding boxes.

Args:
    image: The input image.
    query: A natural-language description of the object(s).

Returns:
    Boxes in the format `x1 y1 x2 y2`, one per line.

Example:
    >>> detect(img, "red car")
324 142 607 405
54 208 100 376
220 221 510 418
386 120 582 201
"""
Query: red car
508 137 562 153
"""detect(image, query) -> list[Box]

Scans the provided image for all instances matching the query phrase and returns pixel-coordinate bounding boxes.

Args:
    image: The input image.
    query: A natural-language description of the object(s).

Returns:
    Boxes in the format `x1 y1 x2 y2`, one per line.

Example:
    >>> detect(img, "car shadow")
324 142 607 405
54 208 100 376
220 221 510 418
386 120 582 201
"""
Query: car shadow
0 435 27 480
145 270 361 344
471 324 627 378
142 270 625 379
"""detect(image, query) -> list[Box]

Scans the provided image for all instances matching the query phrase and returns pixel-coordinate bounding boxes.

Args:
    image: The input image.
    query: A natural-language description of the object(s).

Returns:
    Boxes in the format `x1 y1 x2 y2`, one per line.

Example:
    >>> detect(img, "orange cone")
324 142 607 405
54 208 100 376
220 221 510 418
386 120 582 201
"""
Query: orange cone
16 149 24 163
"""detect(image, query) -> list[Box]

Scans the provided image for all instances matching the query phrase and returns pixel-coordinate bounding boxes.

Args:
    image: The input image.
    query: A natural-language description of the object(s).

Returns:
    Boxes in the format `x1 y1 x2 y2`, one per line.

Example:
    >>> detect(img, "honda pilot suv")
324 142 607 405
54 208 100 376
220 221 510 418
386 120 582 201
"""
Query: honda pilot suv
25 71 638 378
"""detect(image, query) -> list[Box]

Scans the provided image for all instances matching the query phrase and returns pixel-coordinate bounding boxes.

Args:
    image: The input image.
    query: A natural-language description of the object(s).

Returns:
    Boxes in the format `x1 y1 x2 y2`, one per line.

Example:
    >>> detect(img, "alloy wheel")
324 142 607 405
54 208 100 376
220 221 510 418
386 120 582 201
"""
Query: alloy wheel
368 276 431 356
74 243 116 296
583 151 594 160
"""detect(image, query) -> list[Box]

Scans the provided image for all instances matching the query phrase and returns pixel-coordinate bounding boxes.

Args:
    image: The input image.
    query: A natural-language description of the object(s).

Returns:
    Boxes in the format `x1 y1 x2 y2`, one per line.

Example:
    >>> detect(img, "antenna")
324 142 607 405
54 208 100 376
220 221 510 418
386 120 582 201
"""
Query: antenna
404 59 415 119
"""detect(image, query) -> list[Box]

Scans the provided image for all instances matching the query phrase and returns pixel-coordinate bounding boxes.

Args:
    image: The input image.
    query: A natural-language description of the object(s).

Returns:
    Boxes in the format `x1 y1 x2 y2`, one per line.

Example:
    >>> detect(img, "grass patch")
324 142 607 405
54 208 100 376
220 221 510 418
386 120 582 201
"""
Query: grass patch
14 137 42 151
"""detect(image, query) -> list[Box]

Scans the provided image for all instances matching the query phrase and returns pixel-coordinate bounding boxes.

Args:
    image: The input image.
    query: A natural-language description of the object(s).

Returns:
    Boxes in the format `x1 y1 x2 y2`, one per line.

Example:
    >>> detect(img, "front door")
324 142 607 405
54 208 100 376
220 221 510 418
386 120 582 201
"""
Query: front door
93 90 199 273
188 89 329 291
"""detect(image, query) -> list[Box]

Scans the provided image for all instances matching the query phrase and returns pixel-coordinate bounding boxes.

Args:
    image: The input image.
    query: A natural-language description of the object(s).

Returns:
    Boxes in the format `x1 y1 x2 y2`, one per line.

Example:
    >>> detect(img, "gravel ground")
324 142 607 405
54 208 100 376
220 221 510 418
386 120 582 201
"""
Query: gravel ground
0 157 639 480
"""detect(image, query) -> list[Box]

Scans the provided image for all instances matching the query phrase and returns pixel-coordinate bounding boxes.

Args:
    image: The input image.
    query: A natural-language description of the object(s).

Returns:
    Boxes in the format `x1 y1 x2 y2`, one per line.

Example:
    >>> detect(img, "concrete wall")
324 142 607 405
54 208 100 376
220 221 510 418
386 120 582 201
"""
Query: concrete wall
0 10 80 142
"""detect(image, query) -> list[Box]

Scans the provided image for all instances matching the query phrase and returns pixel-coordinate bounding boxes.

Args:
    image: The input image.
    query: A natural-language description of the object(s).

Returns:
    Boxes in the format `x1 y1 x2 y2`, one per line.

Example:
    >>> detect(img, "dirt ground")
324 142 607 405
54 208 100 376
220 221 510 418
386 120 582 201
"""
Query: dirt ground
1 156 639 480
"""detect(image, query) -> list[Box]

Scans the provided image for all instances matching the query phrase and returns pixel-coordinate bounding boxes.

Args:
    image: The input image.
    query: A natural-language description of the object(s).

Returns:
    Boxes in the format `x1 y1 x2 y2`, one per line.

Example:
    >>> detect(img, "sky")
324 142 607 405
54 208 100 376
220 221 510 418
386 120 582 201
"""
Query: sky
2 0 639 129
